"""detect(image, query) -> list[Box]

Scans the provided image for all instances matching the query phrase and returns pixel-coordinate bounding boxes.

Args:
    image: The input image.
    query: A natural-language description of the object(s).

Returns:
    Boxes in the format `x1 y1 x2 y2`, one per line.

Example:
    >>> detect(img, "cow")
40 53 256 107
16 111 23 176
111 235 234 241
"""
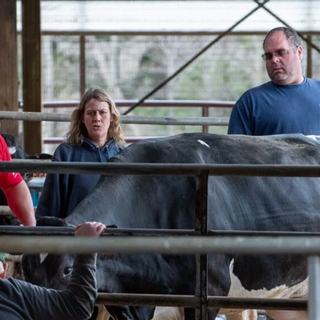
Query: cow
22 132 320 320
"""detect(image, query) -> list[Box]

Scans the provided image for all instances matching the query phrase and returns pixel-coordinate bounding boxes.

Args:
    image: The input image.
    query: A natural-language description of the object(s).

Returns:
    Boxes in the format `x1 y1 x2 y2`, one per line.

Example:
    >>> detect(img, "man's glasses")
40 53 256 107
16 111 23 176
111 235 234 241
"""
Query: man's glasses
261 46 297 61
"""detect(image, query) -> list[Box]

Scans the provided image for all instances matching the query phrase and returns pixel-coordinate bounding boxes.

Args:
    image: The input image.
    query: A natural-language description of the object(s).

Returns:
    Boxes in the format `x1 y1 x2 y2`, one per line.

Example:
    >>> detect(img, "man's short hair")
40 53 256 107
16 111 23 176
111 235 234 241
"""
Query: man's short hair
263 26 302 49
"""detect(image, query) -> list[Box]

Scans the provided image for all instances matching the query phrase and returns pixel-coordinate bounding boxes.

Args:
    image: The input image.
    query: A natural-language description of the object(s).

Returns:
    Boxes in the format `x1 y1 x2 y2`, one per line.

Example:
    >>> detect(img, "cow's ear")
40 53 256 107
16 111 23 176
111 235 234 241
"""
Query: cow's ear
106 224 118 228
22 253 41 281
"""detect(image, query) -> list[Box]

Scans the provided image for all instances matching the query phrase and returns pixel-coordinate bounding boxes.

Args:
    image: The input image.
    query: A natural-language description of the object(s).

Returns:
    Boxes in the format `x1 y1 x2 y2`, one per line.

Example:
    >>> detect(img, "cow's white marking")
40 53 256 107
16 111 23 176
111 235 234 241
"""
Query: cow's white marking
152 307 184 320
227 259 308 299
150 258 309 320
40 253 48 264
306 135 320 141
197 140 210 148
8 146 16 155
218 259 308 319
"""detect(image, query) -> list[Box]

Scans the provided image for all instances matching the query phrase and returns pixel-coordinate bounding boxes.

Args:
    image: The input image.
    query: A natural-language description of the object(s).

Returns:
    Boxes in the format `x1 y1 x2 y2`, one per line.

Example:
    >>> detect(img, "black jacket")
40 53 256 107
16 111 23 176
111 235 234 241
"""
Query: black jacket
0 254 97 320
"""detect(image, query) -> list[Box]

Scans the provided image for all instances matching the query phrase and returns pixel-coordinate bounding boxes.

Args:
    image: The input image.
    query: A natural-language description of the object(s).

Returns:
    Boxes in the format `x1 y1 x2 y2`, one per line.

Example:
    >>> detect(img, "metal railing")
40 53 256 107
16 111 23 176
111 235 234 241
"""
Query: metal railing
0 161 319 319
17 99 235 144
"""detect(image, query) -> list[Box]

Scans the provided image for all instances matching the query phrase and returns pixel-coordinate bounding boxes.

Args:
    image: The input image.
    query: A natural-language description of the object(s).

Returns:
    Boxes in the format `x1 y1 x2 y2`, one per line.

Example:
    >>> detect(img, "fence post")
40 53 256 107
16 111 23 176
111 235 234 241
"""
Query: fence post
308 256 320 320
195 170 209 320
202 106 209 133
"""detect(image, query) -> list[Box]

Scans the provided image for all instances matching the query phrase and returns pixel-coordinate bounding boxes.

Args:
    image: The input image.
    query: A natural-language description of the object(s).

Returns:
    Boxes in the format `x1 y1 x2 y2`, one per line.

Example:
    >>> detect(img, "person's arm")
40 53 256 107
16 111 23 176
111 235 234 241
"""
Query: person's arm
10 253 97 320
10 222 105 320
0 135 36 226
2 180 36 226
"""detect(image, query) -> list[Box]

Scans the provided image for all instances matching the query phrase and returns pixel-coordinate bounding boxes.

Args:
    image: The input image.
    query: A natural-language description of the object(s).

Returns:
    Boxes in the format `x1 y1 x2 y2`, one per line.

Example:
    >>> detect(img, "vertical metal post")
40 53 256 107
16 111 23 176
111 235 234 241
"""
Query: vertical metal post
306 34 312 79
80 35 86 96
195 171 209 320
202 106 209 133
308 256 320 320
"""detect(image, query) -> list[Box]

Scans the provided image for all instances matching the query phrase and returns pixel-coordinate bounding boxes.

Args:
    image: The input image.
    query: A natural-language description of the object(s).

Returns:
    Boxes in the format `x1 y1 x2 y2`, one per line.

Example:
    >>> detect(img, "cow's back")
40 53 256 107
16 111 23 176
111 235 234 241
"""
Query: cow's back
66 132 320 232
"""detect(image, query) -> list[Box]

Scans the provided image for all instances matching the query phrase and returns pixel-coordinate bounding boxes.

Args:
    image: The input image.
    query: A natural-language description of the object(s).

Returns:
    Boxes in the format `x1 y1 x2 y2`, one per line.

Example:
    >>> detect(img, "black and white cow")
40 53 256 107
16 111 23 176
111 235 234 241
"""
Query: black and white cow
22 132 320 320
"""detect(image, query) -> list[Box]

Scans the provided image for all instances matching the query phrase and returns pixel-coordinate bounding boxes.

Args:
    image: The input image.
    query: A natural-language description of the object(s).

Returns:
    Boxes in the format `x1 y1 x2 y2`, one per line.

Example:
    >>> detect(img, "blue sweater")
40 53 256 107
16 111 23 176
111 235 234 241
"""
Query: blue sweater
36 138 125 219
228 77 320 135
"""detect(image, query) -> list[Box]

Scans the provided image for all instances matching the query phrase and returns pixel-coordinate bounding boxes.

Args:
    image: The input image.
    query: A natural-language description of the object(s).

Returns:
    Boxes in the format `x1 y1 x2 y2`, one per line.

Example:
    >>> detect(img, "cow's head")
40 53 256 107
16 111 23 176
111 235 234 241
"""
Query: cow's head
22 216 161 320
22 250 76 289
22 217 76 289
22 216 116 291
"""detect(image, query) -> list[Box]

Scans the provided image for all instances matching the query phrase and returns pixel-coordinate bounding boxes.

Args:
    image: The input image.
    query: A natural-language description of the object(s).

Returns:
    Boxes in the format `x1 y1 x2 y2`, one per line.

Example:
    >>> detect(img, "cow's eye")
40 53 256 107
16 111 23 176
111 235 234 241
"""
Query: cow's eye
63 267 73 277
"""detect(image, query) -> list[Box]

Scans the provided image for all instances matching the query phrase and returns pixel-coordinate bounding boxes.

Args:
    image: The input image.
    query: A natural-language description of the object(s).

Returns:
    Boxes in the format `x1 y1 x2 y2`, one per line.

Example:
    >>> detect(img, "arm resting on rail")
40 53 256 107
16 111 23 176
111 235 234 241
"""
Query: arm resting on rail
2 180 36 226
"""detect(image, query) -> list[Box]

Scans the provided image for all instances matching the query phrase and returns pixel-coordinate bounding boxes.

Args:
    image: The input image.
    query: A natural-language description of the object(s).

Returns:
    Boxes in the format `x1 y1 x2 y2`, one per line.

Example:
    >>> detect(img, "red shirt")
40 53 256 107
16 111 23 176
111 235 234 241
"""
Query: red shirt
0 135 23 189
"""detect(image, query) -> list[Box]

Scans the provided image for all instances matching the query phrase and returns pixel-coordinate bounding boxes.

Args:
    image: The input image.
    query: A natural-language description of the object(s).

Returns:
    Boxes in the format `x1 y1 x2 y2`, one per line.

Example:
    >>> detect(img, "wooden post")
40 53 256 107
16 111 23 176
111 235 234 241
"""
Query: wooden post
0 0 19 136
22 0 42 154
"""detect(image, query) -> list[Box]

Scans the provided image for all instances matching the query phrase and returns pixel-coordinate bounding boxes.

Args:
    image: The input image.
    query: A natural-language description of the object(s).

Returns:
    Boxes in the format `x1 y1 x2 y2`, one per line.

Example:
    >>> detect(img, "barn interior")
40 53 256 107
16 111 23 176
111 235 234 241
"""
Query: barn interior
0 1 319 319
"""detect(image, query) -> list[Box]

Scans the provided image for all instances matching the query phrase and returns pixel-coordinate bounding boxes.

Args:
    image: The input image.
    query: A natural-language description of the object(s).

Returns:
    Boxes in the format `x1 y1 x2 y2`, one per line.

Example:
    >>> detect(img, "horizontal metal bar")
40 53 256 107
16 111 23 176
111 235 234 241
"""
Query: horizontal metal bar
1 226 320 237
38 30 272 36
17 30 320 37
0 111 229 125
43 136 164 144
2 235 320 255
96 293 307 310
0 226 194 236
97 293 197 308
40 100 235 109
207 296 306 311
1 162 320 177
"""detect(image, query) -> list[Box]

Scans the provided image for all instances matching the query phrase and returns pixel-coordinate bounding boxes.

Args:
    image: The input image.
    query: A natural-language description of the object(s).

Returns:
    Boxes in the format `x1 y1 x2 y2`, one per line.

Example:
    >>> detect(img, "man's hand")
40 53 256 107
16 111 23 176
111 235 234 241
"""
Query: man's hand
75 222 106 237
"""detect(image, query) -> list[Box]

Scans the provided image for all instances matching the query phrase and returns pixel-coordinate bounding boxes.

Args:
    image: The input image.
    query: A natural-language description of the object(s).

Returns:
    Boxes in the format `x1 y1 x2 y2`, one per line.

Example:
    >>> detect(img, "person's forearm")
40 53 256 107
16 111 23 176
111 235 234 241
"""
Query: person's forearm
4 180 36 226
68 254 97 318
43 254 98 320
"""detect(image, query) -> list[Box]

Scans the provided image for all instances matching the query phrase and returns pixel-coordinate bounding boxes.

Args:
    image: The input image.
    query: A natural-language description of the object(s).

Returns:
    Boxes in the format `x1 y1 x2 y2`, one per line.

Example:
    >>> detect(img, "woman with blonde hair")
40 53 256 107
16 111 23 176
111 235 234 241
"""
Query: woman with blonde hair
36 87 126 219
66 87 125 146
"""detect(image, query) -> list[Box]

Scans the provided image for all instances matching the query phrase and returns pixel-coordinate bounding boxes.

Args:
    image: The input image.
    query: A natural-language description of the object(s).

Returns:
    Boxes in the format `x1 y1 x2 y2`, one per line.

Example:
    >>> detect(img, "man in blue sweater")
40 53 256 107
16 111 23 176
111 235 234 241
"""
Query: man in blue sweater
228 26 320 135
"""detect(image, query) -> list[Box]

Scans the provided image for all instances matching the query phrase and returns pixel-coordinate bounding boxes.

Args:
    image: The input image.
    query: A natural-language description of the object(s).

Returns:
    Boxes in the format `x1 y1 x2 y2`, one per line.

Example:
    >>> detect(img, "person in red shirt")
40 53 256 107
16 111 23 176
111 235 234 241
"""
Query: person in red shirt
0 134 35 226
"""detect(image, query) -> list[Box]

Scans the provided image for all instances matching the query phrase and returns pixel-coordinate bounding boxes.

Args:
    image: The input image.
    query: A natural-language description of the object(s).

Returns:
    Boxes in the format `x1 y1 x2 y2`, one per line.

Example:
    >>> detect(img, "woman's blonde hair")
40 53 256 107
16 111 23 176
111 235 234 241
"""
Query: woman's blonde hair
65 87 126 146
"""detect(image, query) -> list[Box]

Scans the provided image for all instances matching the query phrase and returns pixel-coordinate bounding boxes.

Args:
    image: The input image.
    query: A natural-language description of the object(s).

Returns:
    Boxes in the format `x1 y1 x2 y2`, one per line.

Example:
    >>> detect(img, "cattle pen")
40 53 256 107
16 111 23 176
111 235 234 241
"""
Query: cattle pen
0 161 319 320
2 1 320 318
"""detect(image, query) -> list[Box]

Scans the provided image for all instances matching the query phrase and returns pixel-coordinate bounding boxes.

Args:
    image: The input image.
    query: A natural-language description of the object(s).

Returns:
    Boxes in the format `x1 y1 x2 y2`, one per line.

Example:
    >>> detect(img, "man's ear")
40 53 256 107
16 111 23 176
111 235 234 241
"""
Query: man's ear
297 45 303 61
